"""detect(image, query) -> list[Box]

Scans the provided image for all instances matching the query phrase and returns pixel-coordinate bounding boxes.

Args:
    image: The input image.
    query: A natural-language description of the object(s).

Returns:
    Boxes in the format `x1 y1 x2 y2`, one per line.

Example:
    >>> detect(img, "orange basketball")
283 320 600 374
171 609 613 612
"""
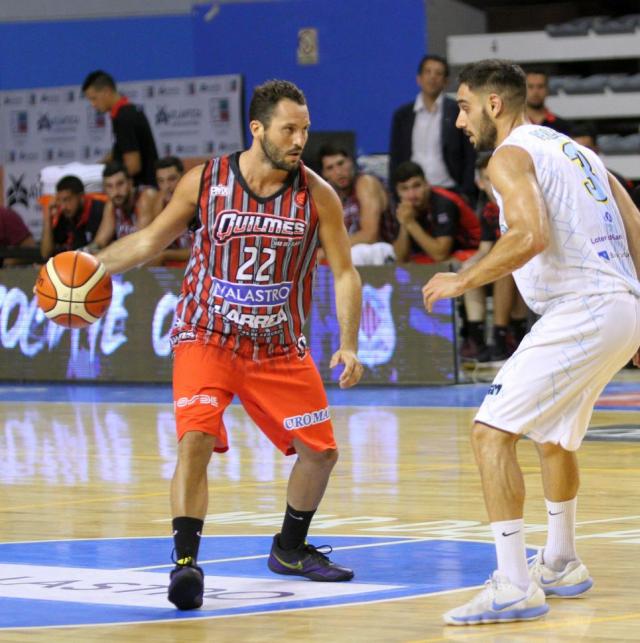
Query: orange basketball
35 250 113 328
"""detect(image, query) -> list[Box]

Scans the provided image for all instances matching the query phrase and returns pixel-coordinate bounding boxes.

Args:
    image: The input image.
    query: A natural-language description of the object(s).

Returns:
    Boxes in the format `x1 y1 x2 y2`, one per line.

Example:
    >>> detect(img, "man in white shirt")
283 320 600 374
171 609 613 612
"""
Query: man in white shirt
389 55 476 204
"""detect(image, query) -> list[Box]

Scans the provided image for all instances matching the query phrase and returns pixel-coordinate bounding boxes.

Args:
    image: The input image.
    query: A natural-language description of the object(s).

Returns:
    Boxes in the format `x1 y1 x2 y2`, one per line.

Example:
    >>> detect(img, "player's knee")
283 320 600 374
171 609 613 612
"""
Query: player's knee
535 441 567 458
317 447 339 470
177 430 215 463
325 447 339 468
300 446 338 470
471 422 516 456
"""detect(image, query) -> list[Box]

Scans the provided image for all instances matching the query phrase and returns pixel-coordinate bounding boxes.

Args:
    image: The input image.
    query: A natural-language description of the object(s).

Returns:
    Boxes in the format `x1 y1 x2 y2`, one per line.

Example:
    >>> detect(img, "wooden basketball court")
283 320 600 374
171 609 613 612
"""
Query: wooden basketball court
1 376 639 642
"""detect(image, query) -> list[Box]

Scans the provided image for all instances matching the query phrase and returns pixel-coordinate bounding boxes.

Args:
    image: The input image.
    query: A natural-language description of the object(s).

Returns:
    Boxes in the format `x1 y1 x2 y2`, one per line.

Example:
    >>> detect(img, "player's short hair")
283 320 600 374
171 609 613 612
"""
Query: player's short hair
458 59 526 109
417 54 449 77
103 161 129 179
317 144 351 165
56 175 85 195
392 161 426 187
155 156 184 174
249 79 306 127
82 70 116 93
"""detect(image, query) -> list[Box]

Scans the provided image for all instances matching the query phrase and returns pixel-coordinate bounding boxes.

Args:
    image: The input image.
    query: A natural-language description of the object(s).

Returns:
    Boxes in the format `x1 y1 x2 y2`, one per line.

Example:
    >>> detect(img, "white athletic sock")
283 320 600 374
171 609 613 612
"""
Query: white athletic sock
491 518 529 591
543 497 578 571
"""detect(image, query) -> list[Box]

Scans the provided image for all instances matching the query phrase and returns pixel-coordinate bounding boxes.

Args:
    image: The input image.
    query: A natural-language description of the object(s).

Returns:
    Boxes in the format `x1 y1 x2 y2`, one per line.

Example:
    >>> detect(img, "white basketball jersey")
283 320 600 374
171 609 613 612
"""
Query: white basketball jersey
493 124 640 314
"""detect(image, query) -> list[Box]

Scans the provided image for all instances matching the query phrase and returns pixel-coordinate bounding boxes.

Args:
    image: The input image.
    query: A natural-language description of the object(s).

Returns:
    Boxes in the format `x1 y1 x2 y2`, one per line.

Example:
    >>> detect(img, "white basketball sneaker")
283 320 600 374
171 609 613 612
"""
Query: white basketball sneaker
443 571 549 625
528 549 593 598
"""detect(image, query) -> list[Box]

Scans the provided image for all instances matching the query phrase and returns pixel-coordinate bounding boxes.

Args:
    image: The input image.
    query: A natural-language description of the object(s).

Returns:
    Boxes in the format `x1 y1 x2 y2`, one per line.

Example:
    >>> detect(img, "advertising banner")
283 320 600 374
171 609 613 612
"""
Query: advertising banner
0 265 456 385
0 75 245 236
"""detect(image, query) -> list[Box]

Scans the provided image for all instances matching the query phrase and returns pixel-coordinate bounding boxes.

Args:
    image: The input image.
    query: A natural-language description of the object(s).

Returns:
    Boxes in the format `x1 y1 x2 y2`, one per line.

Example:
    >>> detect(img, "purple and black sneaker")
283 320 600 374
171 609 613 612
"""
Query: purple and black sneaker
168 558 204 610
267 533 354 582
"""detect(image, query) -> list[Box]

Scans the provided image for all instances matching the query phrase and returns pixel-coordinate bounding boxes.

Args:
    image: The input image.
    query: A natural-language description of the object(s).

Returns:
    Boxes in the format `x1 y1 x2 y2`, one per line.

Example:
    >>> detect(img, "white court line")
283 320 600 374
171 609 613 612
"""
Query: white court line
576 514 640 526
123 537 440 571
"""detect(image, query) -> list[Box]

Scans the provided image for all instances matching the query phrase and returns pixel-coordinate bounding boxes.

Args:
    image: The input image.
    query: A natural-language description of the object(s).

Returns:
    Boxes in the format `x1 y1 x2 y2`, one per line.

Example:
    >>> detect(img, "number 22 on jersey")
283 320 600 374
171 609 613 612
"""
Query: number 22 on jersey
236 247 276 283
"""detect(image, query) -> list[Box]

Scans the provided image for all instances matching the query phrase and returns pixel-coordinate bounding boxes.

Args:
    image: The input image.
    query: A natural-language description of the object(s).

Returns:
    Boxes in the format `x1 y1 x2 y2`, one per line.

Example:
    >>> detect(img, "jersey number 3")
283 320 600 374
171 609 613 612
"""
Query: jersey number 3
562 141 608 203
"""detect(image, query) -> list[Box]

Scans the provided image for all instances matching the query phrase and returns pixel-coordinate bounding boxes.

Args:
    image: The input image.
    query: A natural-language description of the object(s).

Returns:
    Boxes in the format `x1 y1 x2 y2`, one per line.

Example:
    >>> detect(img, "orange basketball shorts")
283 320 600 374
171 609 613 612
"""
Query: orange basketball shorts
172 341 336 456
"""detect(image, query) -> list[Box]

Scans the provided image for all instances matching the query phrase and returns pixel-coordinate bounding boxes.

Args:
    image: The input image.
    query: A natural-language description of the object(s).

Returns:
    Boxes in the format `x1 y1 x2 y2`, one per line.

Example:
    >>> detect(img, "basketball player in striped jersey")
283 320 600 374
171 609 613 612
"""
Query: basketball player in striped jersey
96 80 363 610
423 60 640 625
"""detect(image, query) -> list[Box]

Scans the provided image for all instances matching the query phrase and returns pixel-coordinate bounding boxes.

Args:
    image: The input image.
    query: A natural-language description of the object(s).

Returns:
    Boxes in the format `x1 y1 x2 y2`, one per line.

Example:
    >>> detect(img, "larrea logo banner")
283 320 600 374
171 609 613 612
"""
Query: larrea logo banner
283 408 330 431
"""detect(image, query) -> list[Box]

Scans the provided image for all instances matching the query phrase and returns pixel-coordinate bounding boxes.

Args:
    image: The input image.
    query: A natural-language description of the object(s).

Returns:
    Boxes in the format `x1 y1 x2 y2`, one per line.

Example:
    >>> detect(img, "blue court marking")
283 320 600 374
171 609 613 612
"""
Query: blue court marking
0 535 512 628
0 381 638 409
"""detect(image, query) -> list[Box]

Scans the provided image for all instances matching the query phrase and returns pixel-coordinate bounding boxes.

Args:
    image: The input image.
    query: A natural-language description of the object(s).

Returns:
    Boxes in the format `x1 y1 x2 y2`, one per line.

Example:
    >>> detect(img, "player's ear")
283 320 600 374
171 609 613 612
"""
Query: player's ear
249 119 264 138
487 93 503 118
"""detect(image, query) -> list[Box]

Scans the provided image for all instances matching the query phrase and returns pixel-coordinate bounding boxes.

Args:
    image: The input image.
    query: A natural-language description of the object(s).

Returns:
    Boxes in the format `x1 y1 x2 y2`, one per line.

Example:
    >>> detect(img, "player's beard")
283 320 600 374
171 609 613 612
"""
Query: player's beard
260 134 301 173
473 108 498 151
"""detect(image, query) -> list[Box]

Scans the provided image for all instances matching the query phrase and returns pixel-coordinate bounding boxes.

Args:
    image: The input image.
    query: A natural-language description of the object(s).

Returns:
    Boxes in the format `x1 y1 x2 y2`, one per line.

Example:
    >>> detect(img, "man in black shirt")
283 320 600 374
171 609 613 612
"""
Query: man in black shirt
40 175 105 260
82 70 158 187
390 161 480 263
525 70 572 136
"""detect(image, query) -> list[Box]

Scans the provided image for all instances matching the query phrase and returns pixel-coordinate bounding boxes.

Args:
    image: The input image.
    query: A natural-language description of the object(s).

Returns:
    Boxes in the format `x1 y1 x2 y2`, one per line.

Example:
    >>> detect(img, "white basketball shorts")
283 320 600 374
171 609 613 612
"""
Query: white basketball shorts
475 291 640 450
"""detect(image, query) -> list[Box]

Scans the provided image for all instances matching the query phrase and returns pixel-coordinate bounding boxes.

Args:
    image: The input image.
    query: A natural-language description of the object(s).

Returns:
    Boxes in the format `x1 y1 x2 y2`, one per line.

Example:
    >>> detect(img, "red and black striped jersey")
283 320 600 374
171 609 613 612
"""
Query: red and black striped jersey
171 153 321 359
161 194 193 250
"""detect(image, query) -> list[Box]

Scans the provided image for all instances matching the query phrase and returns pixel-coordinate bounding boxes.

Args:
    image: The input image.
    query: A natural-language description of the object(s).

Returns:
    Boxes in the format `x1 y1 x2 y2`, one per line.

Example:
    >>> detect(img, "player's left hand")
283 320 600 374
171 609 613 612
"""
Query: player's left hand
329 349 363 389
633 348 640 368
422 272 466 312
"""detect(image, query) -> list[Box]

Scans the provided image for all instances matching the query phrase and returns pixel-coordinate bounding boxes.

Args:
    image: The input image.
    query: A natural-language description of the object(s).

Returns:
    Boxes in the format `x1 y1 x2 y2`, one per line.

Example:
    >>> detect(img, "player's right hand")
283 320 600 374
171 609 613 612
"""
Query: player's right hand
633 349 640 368
422 272 466 312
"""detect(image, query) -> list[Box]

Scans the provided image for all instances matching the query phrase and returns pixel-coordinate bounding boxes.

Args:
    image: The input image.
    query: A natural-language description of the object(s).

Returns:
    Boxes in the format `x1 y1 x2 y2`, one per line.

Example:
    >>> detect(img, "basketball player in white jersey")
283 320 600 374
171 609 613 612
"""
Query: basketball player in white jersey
423 59 640 625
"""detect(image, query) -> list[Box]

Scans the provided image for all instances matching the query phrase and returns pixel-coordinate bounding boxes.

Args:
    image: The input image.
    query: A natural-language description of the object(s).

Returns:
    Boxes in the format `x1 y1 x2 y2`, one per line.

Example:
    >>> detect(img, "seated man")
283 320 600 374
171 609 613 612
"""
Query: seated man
92 162 157 250
0 206 37 267
390 161 480 263
460 155 529 362
40 175 106 260
149 156 192 267
318 144 395 265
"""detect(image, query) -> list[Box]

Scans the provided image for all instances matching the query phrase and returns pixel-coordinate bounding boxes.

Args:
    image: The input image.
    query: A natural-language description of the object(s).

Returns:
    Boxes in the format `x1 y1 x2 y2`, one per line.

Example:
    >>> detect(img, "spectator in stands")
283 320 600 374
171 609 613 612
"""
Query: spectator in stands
156 156 184 208
40 175 106 260
525 70 572 135
149 156 192 267
91 162 157 250
460 155 529 362
390 161 480 264
82 70 158 187
0 206 36 267
319 144 395 265
572 121 634 194
389 54 476 204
